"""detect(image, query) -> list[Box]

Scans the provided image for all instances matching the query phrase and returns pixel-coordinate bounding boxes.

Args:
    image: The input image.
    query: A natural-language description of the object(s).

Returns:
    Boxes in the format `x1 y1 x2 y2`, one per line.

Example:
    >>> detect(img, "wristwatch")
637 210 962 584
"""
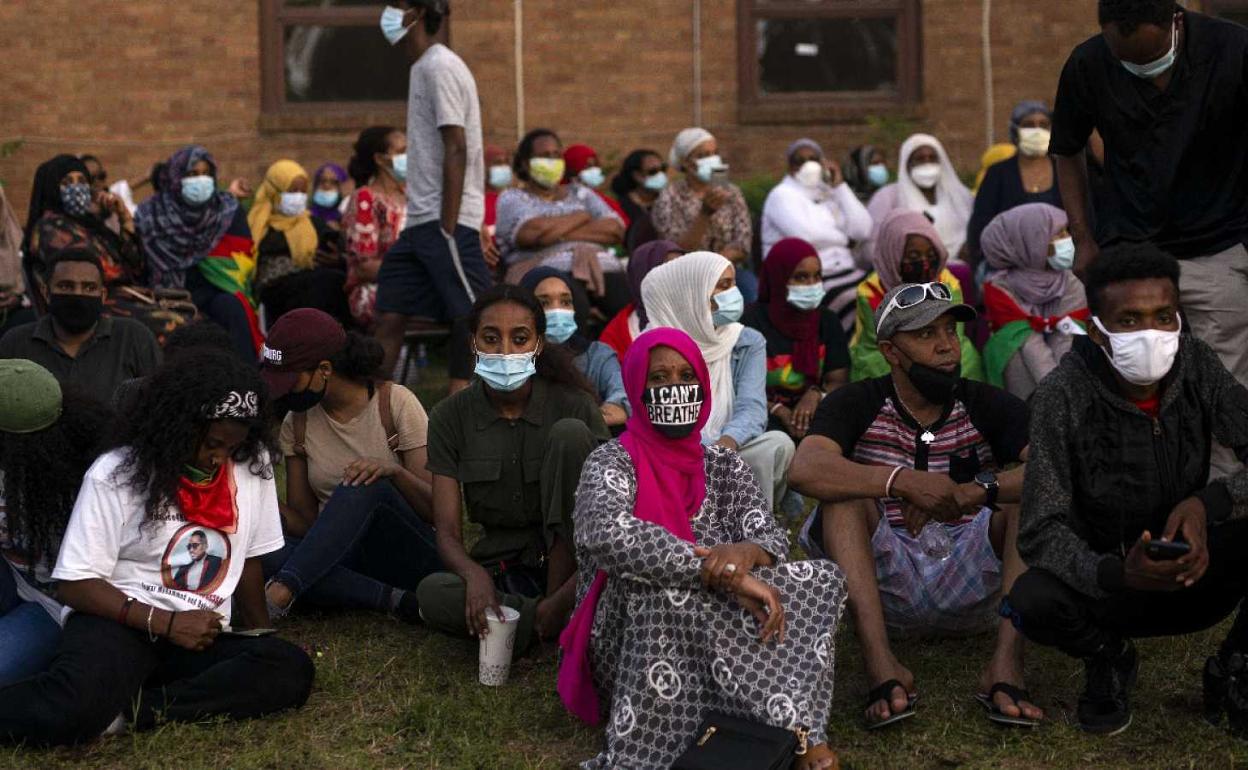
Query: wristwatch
974 471 1000 509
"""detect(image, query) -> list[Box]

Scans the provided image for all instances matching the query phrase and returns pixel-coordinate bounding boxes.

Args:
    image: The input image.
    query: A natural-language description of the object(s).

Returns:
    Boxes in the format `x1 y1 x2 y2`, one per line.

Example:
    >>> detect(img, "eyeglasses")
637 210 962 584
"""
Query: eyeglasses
876 282 952 330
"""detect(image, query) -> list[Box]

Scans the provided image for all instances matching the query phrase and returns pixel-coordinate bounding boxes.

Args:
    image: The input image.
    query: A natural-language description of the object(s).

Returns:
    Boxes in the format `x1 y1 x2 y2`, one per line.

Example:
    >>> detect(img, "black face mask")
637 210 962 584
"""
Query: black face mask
642 383 703 439
277 377 327 414
47 293 103 334
899 256 941 285
907 361 961 405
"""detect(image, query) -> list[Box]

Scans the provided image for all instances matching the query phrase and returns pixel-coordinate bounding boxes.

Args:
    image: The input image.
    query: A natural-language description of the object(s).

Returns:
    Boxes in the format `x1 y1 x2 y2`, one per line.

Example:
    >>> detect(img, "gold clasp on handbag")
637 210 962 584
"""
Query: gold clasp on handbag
794 725 810 756
697 725 717 747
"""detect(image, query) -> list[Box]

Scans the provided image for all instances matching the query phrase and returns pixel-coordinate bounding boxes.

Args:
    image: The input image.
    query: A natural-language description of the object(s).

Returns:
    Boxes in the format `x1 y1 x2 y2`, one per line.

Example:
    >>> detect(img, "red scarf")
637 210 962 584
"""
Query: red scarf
983 282 1089 334
760 238 823 379
176 462 239 534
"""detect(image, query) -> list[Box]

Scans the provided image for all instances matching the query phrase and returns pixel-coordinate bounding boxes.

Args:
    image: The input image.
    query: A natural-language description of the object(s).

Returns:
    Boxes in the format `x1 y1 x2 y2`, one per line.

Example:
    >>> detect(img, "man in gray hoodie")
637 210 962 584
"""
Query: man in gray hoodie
1006 243 1248 737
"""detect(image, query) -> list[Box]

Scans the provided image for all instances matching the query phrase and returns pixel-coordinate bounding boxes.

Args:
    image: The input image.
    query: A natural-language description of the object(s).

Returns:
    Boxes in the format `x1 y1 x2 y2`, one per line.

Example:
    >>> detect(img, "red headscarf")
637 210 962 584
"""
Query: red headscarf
760 237 823 379
562 144 598 180
558 328 712 724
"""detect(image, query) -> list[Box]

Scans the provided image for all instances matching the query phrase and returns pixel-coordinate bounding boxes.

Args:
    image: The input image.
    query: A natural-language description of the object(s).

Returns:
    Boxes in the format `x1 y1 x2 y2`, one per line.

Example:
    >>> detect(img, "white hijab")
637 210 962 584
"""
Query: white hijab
896 134 973 256
641 251 743 440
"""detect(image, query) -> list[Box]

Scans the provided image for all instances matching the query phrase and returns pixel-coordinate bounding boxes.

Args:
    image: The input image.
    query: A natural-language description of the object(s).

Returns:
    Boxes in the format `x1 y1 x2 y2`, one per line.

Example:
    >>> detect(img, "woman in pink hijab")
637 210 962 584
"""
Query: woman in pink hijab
558 327 846 770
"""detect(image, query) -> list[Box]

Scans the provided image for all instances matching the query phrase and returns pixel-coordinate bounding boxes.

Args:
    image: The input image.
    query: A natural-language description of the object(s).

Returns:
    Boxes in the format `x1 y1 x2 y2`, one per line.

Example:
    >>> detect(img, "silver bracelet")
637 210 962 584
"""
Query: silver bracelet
146 605 158 643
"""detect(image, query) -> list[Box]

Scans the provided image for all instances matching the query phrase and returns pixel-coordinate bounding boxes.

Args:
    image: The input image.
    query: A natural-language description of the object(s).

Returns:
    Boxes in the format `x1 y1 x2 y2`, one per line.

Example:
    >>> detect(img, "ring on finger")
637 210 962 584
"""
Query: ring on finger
724 563 737 574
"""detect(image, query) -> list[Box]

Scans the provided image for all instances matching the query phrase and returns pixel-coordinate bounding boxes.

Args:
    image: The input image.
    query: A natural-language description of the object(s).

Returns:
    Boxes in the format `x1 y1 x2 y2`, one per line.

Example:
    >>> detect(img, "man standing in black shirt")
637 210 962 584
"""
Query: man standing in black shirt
1052 1 1248 402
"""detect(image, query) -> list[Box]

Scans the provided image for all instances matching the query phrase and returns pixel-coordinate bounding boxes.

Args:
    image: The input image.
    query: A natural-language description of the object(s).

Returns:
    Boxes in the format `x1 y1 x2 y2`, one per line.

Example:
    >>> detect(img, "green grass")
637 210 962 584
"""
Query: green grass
11 353 1248 769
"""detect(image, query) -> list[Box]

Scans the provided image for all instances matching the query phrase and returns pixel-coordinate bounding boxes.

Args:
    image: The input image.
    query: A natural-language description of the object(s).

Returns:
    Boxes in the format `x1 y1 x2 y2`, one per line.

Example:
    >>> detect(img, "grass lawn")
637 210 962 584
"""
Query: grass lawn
9 350 1248 769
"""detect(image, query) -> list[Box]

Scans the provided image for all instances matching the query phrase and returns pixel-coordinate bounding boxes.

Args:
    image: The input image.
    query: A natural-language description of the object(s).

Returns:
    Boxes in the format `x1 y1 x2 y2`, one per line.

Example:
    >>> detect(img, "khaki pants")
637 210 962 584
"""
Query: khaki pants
1179 244 1248 479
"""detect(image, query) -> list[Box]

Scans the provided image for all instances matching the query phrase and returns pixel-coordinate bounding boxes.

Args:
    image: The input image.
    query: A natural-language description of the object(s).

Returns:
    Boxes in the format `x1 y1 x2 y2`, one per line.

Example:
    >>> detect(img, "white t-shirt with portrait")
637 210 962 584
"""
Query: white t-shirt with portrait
52 449 285 618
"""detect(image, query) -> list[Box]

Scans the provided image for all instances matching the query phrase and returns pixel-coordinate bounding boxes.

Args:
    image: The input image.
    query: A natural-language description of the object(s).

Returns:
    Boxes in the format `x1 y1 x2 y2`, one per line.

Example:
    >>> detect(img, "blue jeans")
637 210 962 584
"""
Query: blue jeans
0 565 61 687
262 480 443 612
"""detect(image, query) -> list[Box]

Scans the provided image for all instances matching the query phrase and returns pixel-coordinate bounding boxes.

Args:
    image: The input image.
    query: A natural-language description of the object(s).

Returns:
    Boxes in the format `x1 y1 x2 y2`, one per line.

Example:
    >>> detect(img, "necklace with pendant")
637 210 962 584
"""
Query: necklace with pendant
895 390 937 444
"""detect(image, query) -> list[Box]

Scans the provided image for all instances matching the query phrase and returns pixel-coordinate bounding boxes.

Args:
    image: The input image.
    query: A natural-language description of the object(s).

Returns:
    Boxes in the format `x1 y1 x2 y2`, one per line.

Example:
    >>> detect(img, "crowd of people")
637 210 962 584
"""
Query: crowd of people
1 0 1248 766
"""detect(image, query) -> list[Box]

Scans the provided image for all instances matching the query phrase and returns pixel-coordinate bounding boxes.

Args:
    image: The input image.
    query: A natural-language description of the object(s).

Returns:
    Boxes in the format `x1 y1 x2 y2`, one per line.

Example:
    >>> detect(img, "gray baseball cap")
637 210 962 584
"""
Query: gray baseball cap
875 282 976 341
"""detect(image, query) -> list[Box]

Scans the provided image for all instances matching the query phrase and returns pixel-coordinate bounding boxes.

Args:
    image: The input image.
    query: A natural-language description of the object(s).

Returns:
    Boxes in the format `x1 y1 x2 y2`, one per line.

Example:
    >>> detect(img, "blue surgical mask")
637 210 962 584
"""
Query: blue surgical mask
694 155 724 184
489 164 513 189
544 309 578 344
313 189 340 209
181 175 216 206
787 283 826 311
390 153 408 182
711 286 744 326
475 351 538 392
867 163 890 187
578 167 605 189
277 192 308 217
1048 237 1076 271
381 6 413 46
1122 22 1178 79
643 171 668 192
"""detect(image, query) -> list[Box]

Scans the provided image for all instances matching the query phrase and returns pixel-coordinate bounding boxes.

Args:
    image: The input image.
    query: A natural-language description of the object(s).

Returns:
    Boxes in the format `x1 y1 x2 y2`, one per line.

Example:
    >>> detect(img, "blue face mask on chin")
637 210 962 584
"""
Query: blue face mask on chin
474 350 538 392
544 309 578 344
711 286 744 327
1121 22 1178 79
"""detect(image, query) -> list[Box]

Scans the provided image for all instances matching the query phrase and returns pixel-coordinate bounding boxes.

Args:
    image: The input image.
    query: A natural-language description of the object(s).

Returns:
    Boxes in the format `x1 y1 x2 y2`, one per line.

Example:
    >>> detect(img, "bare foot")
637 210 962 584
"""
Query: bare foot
796 743 839 770
979 655 1044 722
864 654 916 725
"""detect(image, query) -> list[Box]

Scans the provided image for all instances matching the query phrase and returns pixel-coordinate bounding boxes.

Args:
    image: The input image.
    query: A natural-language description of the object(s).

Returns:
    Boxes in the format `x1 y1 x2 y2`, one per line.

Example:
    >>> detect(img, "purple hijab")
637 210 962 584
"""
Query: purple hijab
980 203 1068 314
628 239 682 326
310 163 348 223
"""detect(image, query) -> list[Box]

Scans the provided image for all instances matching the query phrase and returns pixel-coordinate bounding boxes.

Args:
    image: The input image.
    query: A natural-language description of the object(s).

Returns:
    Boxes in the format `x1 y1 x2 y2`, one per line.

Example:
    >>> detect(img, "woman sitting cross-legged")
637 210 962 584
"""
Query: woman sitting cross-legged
416 284 609 654
0 362 113 688
0 349 313 746
558 327 846 770
259 309 442 621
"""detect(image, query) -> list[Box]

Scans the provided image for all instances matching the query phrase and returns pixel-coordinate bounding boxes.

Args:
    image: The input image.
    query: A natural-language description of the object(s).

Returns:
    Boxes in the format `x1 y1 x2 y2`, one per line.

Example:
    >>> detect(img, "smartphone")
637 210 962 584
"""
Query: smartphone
1145 539 1190 561
220 627 278 637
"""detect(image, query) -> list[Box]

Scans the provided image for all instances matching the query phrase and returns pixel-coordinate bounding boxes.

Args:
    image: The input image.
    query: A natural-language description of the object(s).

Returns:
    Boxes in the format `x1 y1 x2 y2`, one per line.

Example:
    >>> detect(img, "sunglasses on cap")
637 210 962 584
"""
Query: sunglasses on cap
876 282 953 329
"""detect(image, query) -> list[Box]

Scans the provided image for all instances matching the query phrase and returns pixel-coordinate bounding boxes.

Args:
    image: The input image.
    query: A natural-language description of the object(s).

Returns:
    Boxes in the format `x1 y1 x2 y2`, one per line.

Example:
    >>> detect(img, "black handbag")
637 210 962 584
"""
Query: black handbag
671 711 808 770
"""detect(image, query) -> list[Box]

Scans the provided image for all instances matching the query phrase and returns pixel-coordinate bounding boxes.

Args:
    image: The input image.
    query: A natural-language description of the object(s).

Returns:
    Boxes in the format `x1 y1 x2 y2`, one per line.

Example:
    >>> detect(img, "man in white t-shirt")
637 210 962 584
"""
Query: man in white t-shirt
374 0 494 394
0 350 313 745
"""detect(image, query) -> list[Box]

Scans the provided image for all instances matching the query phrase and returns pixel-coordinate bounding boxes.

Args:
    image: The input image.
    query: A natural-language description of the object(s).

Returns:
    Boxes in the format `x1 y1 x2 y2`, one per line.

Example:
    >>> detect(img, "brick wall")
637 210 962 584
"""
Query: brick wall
0 0 1168 221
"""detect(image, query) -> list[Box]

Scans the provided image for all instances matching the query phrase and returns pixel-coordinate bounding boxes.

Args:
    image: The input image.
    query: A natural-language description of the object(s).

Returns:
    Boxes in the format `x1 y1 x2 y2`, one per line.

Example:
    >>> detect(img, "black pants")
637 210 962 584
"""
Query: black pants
0 613 314 746
1007 520 1248 659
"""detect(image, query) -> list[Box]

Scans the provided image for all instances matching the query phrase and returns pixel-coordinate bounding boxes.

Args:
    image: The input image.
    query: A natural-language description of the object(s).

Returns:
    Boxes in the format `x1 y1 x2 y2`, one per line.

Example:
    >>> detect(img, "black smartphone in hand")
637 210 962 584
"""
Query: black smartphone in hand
1145 539 1191 561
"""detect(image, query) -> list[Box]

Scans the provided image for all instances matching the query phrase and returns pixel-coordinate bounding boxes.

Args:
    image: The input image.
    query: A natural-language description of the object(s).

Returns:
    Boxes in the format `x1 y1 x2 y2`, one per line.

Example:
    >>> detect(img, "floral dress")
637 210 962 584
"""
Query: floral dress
342 186 406 328
572 441 846 770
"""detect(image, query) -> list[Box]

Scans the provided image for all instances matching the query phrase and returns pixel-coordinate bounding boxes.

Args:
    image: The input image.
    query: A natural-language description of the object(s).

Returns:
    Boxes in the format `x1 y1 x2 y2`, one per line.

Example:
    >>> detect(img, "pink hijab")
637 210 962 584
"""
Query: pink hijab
871 209 949 291
980 203 1069 314
557 328 712 724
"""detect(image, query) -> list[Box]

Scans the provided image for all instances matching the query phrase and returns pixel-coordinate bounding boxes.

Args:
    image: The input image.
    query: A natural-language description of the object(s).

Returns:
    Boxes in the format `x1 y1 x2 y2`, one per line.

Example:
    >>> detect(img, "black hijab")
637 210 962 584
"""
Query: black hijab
22 154 92 255
519 266 593 354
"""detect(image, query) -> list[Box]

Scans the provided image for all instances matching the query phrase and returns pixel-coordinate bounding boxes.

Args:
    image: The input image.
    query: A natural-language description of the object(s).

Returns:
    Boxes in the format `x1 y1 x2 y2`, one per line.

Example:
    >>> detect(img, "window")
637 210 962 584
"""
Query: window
737 0 922 124
1208 0 1248 28
260 0 446 114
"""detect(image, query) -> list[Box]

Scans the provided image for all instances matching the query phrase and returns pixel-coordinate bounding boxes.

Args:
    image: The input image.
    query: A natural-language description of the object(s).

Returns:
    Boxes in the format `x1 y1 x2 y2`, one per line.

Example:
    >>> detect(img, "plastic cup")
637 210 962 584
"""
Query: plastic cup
478 605 521 686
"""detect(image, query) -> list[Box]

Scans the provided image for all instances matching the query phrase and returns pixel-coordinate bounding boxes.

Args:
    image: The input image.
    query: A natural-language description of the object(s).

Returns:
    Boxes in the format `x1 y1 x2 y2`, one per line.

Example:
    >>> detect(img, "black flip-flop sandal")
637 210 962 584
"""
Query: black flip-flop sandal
974 682 1041 728
863 679 917 730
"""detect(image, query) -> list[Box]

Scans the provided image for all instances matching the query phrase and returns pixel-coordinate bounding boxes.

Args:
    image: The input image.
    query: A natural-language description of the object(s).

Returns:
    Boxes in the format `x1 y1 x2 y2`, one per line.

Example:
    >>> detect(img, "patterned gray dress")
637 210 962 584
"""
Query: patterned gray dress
572 441 847 770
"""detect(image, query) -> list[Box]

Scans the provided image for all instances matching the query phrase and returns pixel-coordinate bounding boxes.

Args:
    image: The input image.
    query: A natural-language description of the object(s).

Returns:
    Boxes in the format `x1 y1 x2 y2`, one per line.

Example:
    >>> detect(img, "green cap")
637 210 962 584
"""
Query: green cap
0 359 63 434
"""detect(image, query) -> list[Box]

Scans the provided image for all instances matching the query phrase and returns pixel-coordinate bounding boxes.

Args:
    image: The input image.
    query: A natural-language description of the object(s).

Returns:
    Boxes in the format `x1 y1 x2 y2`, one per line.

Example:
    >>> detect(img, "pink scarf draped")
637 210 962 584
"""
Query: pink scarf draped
557 328 712 724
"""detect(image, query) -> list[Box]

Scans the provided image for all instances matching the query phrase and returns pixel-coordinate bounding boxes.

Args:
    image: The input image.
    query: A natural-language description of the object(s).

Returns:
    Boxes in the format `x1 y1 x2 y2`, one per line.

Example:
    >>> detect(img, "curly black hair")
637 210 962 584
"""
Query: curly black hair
112 348 278 523
331 331 385 382
610 149 662 200
1085 242 1181 316
1098 0 1176 35
512 129 561 184
0 389 113 578
348 125 400 188
163 320 234 361
43 247 104 284
469 284 598 400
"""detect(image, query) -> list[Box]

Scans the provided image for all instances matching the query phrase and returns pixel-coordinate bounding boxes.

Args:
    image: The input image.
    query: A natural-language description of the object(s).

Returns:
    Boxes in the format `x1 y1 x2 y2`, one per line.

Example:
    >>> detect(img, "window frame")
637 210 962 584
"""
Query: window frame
736 0 923 125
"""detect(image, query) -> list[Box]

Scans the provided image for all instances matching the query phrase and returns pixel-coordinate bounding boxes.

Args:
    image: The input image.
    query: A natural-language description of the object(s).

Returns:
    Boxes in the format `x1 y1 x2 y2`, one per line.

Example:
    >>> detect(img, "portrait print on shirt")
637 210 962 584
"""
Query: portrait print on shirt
162 524 232 595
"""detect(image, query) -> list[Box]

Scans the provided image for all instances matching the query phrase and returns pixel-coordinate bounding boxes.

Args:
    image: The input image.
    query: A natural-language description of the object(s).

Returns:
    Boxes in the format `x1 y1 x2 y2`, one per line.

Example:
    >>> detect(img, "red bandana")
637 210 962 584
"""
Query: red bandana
176 462 239 534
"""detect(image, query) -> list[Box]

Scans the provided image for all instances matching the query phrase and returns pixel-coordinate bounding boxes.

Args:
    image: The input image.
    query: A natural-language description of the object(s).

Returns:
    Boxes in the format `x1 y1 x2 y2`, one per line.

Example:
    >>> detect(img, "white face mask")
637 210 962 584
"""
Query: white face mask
1122 21 1178 79
1017 127 1052 158
1092 316 1182 386
277 192 308 217
909 162 942 189
794 160 824 189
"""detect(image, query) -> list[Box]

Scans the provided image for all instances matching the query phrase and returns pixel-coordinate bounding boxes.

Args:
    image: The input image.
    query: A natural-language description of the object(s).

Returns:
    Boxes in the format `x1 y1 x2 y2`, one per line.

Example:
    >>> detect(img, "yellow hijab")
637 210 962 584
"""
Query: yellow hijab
972 143 1018 193
249 160 318 269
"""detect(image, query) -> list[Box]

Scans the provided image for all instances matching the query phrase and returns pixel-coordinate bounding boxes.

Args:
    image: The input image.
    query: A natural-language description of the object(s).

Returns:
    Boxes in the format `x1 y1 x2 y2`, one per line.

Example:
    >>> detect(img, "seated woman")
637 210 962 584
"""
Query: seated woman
0 362 112 688
342 126 408 330
742 238 850 442
849 210 985 381
980 203 1088 398
597 239 682 361
843 145 890 203
609 149 666 251
0 349 313 745
250 160 350 326
865 134 974 263
136 145 263 361
258 309 442 620
557 327 846 770
761 138 873 330
521 267 629 428
642 251 795 512
652 127 756 302
416 285 609 653
308 162 348 232
495 129 626 311
562 143 630 226
966 101 1062 267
